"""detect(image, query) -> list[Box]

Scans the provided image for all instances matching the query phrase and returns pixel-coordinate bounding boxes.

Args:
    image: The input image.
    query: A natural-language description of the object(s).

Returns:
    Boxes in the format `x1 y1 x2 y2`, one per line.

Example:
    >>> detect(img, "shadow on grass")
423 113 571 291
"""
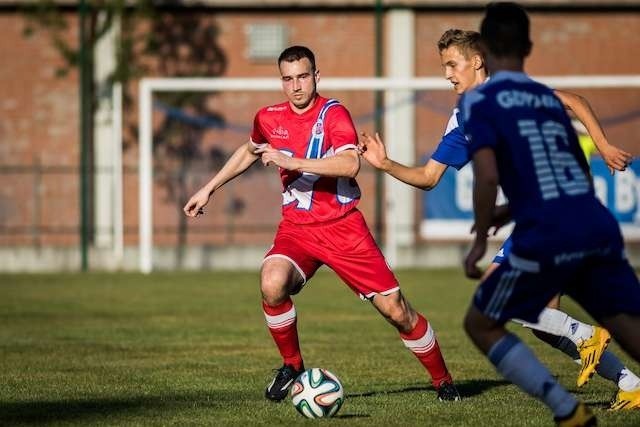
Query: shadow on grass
346 378 511 400
0 391 237 425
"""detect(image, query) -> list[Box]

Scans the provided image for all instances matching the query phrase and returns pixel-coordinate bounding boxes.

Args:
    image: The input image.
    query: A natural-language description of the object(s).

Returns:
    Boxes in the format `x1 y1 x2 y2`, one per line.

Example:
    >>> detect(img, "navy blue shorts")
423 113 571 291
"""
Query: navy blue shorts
474 246 640 324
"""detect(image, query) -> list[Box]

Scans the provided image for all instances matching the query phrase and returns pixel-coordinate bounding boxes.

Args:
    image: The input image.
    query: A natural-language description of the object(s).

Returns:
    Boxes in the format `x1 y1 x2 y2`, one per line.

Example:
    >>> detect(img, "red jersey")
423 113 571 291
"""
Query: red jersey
251 95 361 225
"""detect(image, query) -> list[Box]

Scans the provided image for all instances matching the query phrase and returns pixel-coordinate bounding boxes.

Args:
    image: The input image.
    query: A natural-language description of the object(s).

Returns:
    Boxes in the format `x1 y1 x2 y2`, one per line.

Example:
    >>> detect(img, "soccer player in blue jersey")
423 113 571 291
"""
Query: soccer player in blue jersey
459 2 640 425
359 28 640 410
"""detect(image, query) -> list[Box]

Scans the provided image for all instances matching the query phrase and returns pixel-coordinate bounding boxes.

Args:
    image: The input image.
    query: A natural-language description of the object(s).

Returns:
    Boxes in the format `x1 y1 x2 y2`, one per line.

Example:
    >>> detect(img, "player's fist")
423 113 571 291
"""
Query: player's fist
599 143 632 175
183 188 211 218
464 239 487 279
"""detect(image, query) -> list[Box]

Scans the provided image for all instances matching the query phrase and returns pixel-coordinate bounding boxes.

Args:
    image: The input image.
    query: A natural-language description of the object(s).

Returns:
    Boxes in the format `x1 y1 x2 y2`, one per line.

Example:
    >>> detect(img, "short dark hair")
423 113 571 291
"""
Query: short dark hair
480 2 532 59
437 29 482 59
277 46 316 71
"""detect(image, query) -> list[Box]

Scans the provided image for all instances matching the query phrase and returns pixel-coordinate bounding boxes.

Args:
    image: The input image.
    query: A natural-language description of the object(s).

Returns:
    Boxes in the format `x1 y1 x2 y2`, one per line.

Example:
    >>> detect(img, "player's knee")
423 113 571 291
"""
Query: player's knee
463 312 474 338
372 291 414 331
261 290 286 306
464 306 506 353
260 271 290 304
463 307 483 339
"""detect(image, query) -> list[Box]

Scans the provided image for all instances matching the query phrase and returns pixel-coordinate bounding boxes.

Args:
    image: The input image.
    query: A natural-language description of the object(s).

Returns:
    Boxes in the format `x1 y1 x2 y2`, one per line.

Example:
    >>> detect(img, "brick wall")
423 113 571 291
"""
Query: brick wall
1 8 638 248
0 11 79 245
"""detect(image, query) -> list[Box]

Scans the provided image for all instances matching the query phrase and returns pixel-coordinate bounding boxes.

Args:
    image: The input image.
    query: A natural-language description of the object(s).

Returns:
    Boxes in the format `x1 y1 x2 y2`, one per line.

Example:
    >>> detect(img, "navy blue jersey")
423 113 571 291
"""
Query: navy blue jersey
431 108 471 170
459 71 620 265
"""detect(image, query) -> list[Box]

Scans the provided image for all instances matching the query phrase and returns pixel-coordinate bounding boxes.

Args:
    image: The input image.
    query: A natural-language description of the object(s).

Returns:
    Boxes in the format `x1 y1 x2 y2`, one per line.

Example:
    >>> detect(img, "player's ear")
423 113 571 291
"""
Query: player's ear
314 69 320 84
472 54 484 71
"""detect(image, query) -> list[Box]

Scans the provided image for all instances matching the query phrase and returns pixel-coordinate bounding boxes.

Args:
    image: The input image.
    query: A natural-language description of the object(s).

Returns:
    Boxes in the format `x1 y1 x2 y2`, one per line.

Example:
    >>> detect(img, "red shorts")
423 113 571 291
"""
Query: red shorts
264 209 399 299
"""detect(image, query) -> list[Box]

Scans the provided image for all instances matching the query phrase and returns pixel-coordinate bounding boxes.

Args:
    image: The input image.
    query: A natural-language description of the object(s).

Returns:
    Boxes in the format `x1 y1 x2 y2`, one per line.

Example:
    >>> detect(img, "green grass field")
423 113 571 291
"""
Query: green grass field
1 269 639 426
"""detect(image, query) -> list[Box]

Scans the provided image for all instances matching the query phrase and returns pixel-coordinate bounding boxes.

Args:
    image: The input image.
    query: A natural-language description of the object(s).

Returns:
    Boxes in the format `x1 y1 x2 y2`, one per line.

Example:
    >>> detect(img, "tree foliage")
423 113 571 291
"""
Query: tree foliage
23 1 235 251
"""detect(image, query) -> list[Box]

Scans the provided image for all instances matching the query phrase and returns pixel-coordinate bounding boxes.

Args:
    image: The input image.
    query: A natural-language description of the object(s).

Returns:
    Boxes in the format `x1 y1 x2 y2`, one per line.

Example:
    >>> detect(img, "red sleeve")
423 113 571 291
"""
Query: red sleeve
327 105 357 153
250 110 268 147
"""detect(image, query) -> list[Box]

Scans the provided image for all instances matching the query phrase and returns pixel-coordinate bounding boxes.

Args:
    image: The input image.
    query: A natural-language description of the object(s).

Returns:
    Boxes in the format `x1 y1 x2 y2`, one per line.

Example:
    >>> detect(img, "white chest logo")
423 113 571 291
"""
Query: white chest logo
271 126 289 140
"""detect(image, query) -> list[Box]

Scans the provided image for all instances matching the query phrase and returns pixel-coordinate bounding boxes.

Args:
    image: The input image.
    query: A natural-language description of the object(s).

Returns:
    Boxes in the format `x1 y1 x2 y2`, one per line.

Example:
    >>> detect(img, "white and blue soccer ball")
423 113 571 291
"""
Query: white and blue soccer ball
290 368 344 418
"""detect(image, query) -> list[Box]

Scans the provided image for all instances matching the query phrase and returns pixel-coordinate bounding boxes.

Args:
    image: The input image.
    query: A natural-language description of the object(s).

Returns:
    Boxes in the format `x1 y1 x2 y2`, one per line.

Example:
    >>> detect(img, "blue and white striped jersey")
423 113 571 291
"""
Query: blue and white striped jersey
459 71 597 225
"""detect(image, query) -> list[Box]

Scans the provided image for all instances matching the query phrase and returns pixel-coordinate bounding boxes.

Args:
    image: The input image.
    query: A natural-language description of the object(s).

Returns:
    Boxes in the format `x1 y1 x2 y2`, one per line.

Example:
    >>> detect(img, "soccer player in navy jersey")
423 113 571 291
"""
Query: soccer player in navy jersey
459 2 640 425
359 28 640 410
183 45 460 403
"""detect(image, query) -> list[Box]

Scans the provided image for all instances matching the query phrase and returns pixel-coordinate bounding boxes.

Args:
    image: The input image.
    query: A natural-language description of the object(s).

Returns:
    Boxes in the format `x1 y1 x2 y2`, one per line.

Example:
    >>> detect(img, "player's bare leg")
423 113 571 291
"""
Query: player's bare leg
371 290 460 401
261 257 306 401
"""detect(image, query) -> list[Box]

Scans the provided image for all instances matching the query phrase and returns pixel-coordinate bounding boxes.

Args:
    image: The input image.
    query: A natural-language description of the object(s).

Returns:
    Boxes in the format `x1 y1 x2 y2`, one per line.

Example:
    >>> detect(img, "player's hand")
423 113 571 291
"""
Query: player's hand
359 132 391 171
599 143 632 175
464 238 487 279
183 187 211 218
256 145 297 170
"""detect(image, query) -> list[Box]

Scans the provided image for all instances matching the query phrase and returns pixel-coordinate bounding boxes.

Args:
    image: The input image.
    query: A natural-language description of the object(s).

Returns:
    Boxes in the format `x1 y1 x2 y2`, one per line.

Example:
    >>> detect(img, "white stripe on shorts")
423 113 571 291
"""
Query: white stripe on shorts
263 254 307 285
485 270 521 320
361 286 401 301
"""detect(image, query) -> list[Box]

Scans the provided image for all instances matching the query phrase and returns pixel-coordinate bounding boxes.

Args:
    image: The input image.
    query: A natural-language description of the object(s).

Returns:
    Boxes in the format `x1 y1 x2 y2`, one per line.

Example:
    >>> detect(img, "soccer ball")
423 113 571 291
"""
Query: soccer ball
290 368 344 418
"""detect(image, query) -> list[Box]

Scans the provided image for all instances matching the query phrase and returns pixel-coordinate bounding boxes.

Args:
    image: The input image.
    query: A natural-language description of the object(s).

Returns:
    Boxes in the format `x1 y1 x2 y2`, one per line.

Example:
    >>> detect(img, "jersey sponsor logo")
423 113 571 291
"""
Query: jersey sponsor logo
271 126 289 140
313 122 323 135
496 90 562 110
267 105 287 112
554 247 612 266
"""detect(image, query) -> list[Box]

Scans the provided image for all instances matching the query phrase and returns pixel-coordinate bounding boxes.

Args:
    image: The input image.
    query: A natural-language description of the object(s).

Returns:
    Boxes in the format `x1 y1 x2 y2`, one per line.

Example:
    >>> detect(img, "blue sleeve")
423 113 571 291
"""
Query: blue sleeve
458 91 498 155
431 126 471 170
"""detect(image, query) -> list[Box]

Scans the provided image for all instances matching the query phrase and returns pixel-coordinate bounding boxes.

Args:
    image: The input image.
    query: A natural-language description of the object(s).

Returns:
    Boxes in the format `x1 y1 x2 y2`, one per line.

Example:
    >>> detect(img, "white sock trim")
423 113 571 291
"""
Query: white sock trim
618 368 640 392
264 305 296 329
402 322 436 354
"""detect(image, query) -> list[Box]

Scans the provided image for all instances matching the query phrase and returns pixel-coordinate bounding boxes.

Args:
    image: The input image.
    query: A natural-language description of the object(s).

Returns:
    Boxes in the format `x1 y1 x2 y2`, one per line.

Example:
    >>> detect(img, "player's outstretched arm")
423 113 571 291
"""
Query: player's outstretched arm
555 89 632 174
257 144 360 178
183 142 260 217
358 131 448 191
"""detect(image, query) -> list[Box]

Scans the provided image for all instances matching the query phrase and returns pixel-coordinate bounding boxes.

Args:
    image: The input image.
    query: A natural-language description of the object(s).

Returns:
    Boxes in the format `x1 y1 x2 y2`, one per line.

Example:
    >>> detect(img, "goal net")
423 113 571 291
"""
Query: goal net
137 75 640 273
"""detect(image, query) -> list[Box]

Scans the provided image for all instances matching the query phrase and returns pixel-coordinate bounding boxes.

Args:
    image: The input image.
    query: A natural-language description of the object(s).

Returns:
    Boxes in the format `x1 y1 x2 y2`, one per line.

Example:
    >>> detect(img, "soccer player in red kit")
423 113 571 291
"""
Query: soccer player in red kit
183 45 460 403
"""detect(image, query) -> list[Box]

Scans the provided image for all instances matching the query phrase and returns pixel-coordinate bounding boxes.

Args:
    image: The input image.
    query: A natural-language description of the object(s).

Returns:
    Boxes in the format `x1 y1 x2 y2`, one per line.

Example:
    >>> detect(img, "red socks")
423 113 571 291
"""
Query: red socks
264 300 451 387
263 298 303 370
400 313 452 387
